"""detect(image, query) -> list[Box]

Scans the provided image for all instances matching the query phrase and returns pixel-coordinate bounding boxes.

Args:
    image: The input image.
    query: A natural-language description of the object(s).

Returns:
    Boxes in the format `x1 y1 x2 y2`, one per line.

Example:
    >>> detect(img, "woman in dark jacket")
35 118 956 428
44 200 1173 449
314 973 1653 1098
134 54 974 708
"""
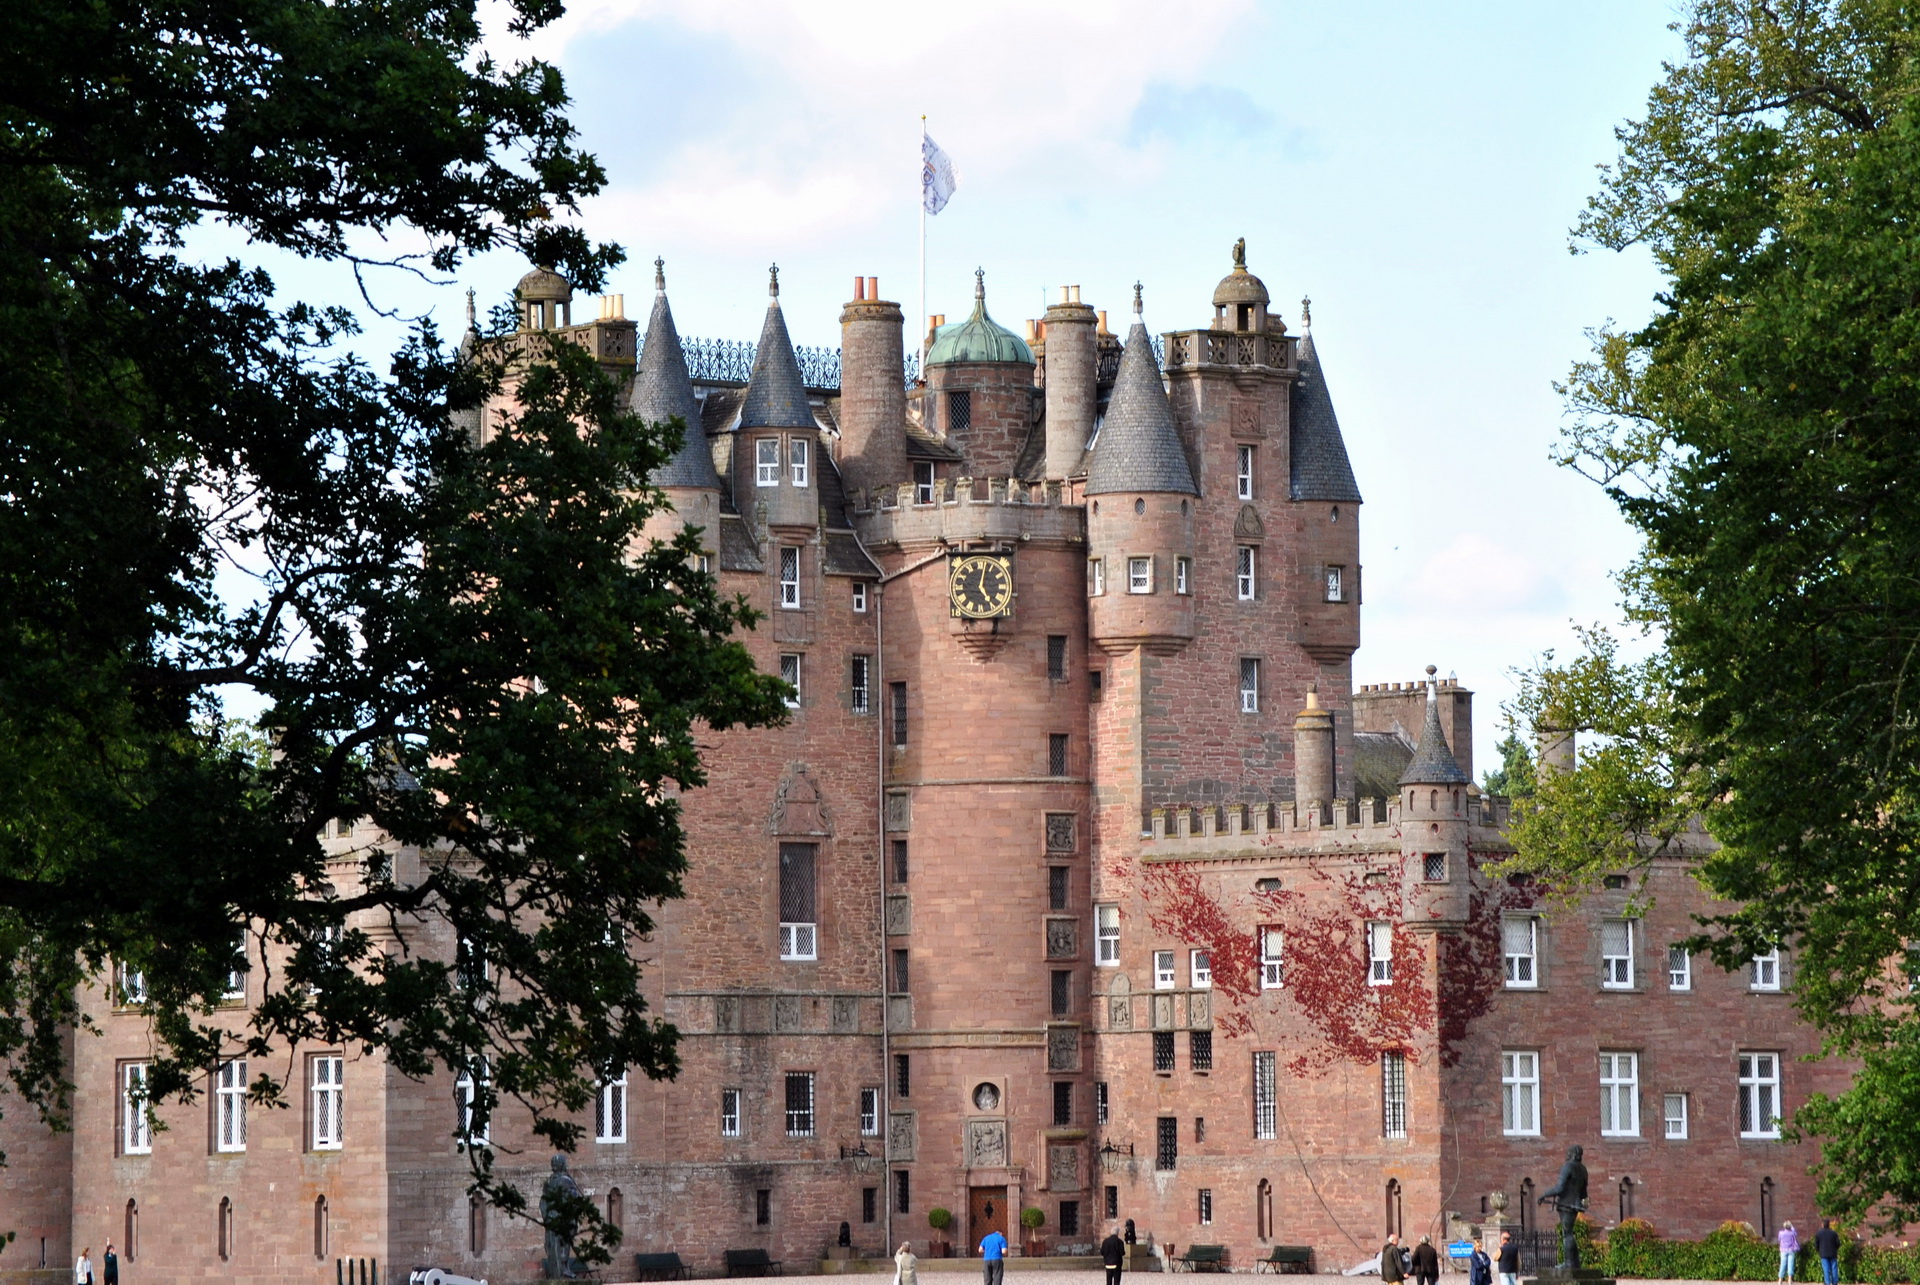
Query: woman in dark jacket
1410 1235 1440 1285
1469 1241 1494 1285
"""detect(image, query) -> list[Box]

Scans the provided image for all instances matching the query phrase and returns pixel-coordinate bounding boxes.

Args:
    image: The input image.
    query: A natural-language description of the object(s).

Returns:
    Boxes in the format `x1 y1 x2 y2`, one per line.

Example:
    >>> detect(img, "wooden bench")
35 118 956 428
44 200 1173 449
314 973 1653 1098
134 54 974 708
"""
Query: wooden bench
1177 1245 1229 1272
1256 1246 1314 1274
633 1252 692 1281
725 1248 784 1277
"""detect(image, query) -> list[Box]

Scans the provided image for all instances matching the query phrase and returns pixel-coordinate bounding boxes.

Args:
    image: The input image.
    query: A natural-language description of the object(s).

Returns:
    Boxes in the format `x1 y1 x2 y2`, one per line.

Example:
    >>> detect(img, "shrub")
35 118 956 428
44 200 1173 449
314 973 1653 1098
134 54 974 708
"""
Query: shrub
1020 1207 1047 1231
927 1208 953 1233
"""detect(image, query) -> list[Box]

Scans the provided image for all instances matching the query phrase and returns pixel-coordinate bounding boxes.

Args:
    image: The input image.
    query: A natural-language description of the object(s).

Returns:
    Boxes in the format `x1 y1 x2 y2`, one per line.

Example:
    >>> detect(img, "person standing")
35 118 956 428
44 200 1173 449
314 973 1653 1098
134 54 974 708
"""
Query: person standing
980 1225 1008 1285
1496 1230 1521 1285
1469 1240 1493 1285
1814 1220 1842 1285
1411 1235 1440 1285
1381 1233 1405 1283
894 1242 919 1285
1779 1222 1800 1282
1101 1225 1127 1285
101 1243 118 1285
73 1247 93 1285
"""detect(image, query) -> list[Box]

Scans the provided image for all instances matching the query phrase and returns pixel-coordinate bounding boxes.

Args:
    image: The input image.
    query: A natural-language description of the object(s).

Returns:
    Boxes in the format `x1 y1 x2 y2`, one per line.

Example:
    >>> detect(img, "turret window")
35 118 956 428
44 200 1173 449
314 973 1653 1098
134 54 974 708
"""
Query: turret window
948 390 971 432
1237 546 1257 600
789 436 810 487
756 438 781 486
1326 566 1345 602
1237 445 1255 500
1175 557 1191 594
779 547 801 608
1127 557 1153 594
1088 558 1106 597
779 654 801 707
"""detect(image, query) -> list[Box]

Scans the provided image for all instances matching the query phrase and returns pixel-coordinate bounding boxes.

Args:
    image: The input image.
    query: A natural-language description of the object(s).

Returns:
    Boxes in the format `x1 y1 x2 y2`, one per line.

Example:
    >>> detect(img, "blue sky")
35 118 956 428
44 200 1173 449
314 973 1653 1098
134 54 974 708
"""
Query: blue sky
264 0 1685 773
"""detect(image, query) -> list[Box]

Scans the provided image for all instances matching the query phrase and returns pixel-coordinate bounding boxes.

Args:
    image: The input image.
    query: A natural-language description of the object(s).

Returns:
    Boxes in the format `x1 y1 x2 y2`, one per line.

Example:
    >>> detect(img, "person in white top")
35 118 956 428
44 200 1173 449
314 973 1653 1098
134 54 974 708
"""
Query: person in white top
74 1247 94 1285
893 1243 918 1285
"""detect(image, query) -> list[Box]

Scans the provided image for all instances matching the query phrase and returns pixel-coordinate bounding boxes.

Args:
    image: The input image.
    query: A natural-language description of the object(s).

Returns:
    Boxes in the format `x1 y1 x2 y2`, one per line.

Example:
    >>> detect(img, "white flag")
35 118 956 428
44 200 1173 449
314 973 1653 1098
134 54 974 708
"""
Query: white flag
922 133 957 215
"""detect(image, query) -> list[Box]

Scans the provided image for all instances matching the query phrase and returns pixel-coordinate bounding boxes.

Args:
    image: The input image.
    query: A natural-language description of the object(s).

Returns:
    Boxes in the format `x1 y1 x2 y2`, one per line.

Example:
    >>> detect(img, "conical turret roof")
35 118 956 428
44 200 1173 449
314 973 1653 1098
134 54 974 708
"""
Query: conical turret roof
635 260 720 490
1399 685 1470 785
739 266 817 430
1289 301 1362 503
1085 289 1196 496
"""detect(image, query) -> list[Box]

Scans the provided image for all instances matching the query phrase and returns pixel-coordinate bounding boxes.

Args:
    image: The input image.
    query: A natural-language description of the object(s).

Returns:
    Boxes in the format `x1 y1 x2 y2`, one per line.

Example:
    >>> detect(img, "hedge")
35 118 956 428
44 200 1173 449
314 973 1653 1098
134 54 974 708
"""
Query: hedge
1588 1219 1920 1283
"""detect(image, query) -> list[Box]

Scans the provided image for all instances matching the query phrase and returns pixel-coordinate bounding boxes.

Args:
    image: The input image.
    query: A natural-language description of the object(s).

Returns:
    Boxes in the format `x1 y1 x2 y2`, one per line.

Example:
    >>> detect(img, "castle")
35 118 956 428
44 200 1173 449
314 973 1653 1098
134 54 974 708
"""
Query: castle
0 247 1834 1284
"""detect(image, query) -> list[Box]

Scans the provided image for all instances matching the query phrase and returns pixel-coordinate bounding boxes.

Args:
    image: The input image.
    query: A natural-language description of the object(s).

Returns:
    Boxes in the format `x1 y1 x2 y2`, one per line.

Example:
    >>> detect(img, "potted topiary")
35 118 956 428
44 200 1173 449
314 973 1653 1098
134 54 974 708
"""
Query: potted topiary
928 1207 954 1258
1020 1206 1047 1257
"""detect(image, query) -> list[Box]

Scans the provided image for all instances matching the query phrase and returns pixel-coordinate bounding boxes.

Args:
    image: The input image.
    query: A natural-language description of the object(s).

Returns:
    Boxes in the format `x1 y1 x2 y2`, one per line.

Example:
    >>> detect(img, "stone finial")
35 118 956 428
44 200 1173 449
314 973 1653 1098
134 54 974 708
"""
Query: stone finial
769 263 780 298
655 256 666 292
1132 281 1143 316
1232 237 1247 270
465 287 476 329
974 267 985 301
1301 294 1312 328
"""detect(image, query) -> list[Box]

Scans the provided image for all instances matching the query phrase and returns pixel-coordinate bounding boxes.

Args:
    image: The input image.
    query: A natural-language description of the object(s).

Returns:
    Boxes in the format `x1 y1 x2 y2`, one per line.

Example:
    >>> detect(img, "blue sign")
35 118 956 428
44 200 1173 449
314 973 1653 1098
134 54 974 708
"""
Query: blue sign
1446 1242 1475 1260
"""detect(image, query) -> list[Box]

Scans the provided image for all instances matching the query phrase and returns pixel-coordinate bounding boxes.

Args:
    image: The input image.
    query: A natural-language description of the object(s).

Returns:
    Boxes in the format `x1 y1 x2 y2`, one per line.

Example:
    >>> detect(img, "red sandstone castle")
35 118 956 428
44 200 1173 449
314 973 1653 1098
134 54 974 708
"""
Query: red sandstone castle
0 248 1834 1284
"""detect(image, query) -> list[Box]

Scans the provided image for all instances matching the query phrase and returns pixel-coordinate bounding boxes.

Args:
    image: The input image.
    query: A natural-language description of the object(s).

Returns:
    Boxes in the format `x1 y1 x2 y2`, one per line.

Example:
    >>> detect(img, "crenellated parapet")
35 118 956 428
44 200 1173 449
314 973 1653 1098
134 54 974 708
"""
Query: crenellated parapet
850 475 1086 550
1137 794 1515 862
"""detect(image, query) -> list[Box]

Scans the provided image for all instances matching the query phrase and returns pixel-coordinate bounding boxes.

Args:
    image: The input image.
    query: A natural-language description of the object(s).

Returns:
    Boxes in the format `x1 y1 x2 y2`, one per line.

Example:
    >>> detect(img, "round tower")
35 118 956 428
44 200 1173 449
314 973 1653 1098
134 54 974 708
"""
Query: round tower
735 265 820 532
838 276 908 495
1399 667 1472 924
1085 286 1197 653
634 258 722 558
1041 286 1097 481
924 270 1036 478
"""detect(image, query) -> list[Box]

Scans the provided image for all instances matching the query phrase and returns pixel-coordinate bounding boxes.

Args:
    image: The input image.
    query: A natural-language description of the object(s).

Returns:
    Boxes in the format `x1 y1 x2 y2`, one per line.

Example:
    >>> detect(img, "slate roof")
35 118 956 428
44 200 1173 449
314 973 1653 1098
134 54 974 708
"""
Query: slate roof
718 514 762 573
635 284 722 490
1355 731 1415 799
1084 321 1197 496
1399 694 1471 785
739 283 816 430
1289 324 1363 504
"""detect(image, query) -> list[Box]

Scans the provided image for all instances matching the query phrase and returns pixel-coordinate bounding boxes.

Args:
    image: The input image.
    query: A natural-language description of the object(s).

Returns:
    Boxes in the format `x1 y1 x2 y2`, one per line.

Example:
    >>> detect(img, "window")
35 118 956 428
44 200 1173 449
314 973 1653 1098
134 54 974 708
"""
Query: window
1153 1031 1175 1072
1096 905 1120 966
1422 853 1446 882
1367 921 1393 985
1601 918 1636 988
850 655 871 714
895 1053 911 1098
890 682 908 746
126 1197 139 1262
1154 951 1176 990
218 1196 234 1261
1047 635 1068 682
784 1071 816 1136
469 1193 487 1255
1253 1051 1278 1139
596 1072 628 1143
1664 1092 1690 1140
1501 1051 1540 1136
1088 557 1106 596
894 1170 911 1215
697 554 712 575
1237 445 1255 500
1261 928 1285 989
1751 949 1782 991
1325 566 1345 602
215 1059 247 1153
1190 1031 1213 1072
1198 1188 1214 1226
1669 945 1692 990
892 840 909 885
1381 1051 1408 1138
1504 917 1538 987
860 1087 881 1136
457 935 490 993
311 1055 344 1151
1128 557 1153 594
891 948 910 993
853 582 868 613
756 1189 771 1226
1051 969 1072 1017
1106 1186 1120 1220
1237 546 1257 600
1097 1081 1110 1126
1599 1052 1639 1137
1060 1200 1081 1237
779 546 801 608
948 390 971 432
122 1063 152 1155
1049 733 1069 776
455 1059 489 1145
1195 1116 1206 1142
721 1088 741 1137
1156 1116 1178 1170
224 930 248 999
778 842 818 961
914 462 935 505
1739 1052 1781 1138
778 653 801 707
756 437 780 486
1049 866 1069 911
789 435 810 486
862 1187 878 1225
1191 950 1212 989
1175 557 1191 594
1053 1081 1074 1126
1240 658 1260 713
116 960 146 1006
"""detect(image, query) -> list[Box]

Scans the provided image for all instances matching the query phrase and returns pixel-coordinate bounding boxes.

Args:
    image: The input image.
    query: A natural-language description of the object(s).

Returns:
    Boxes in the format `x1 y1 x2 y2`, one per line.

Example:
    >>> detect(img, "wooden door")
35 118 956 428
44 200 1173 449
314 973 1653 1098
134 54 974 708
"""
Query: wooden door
969 1186 1008 1254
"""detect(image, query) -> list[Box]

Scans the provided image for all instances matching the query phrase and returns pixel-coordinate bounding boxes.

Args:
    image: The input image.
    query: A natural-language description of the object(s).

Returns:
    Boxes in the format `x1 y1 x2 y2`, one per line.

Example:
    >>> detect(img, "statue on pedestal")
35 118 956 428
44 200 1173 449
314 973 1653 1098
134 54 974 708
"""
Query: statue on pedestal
541 1154 584 1279
1537 1146 1589 1271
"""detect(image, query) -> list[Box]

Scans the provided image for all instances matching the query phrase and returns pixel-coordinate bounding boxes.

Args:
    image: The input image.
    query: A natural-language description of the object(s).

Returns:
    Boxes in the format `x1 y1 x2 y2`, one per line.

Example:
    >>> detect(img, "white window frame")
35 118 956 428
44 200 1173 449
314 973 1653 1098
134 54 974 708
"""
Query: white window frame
1096 1080 1110 1126
1088 558 1106 597
696 553 712 575
852 582 868 613
311 1054 344 1151
1253 1051 1278 1140
1236 546 1257 601
1095 904 1120 966
778 920 817 962
1503 917 1538 988
1191 949 1212 990
1367 921 1393 986
850 655 870 715
1501 1050 1540 1137
596 1072 628 1144
117 961 146 1006
721 1087 742 1138
778 546 801 609
756 437 780 487
1153 950 1176 990
1382 1051 1408 1139
1260 927 1285 990
455 1059 489 1146
1738 1052 1781 1139
1240 658 1260 713
860 1086 881 1137
1751 949 1781 991
1325 565 1344 602
215 1059 247 1153
789 436 810 487
1237 445 1255 500
1599 1051 1640 1137
123 1062 152 1155
224 930 248 1000
913 462 935 505
1127 556 1153 594
1663 1091 1689 1140
778 653 801 709
1175 557 1191 595
784 1071 816 1137
1669 945 1692 990
1601 918 1636 989
1198 1188 1214 1226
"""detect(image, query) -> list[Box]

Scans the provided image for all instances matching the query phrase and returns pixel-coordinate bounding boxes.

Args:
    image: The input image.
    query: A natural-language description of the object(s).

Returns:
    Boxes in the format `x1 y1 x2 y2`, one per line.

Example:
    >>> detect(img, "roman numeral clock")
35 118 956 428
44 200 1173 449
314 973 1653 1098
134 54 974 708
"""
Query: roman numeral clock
948 552 1015 619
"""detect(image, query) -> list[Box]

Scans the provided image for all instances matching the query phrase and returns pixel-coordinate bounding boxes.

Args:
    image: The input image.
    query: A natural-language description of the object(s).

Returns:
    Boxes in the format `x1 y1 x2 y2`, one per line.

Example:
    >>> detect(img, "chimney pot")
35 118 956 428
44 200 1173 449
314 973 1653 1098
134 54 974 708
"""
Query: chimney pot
1097 310 1109 334
867 276 878 299
1059 286 1071 304
1070 285 1082 303
854 276 865 300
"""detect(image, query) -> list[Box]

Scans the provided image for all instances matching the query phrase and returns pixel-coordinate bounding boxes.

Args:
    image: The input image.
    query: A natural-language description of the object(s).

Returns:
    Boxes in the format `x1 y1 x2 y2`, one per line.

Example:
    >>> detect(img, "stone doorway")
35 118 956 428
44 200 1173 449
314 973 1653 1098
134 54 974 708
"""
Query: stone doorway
969 1185 1008 1252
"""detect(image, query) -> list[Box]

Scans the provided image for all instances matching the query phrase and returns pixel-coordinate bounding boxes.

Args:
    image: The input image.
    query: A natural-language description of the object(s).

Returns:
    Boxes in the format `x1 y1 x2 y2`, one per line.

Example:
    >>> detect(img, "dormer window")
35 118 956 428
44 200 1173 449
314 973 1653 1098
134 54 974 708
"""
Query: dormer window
756 439 780 487
790 437 810 487
914 463 936 505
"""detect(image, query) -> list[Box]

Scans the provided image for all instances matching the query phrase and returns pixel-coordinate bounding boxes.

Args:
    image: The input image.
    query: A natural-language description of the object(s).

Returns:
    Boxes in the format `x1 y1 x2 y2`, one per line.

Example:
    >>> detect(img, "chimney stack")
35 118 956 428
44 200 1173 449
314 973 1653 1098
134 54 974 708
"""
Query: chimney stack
1293 688 1335 807
1042 287 1098 480
838 277 908 493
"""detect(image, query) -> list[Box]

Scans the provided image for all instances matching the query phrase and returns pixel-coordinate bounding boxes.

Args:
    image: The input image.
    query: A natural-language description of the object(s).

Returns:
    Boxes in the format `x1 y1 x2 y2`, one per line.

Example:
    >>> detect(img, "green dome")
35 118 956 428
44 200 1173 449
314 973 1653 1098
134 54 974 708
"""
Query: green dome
926 270 1033 366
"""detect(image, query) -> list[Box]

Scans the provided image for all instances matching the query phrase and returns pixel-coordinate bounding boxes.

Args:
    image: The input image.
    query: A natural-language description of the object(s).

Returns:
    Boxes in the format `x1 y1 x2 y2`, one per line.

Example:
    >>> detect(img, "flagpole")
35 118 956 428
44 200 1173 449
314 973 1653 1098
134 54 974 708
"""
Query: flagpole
918 115 928 381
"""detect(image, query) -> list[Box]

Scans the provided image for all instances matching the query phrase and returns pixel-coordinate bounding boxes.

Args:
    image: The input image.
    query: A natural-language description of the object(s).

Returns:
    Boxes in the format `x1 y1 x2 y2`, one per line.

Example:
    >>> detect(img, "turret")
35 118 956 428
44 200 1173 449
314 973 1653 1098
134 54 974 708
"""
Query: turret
1398 667 1472 924
1291 296 1363 671
516 265 572 330
634 259 721 556
1042 285 1097 480
450 288 484 445
1086 286 1197 653
735 266 820 531
923 270 1035 477
837 276 908 494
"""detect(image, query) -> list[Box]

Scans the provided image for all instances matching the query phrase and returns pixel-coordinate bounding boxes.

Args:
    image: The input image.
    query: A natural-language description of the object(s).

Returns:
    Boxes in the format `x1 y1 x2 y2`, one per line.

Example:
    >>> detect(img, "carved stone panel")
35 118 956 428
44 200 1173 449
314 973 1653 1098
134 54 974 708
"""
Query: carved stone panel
774 995 802 1032
1045 812 1077 853
887 995 912 1032
1048 1143 1084 1192
1045 917 1077 959
1106 973 1132 1031
831 996 859 1033
967 1119 1008 1169
1234 503 1266 541
714 995 741 1033
769 766 832 836
1188 991 1211 1028
890 1111 917 1162
1047 1024 1081 1072
1152 994 1174 1030
885 790 911 832
885 895 912 937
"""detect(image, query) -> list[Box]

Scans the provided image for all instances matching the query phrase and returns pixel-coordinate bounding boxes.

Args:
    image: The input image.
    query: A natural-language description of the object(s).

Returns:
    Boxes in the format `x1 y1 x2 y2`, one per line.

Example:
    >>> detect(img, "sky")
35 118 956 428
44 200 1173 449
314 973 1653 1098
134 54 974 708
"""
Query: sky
256 0 1686 774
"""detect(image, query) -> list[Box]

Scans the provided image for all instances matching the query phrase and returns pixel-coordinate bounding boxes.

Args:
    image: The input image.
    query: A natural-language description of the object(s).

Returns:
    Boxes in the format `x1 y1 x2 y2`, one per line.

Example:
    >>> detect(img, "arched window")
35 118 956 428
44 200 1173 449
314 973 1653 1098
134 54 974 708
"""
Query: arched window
1760 1176 1776 1238
1430 790 1438 811
217 1197 234 1261
1255 1179 1272 1241
123 1200 137 1262
1518 1179 1534 1233
469 1194 487 1256
314 1195 329 1260
1618 1177 1634 1222
1385 1179 1403 1238
608 1187 624 1234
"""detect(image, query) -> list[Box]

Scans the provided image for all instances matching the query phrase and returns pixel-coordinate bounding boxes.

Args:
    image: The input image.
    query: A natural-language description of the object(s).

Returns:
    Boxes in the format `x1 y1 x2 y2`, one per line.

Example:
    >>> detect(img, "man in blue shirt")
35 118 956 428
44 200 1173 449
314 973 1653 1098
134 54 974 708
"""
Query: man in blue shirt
980 1227 1008 1285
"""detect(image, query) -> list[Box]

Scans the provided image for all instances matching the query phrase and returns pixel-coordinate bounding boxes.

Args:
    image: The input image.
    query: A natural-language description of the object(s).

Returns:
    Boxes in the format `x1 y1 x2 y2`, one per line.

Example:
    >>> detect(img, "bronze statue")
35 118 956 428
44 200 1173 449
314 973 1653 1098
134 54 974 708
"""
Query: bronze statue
1537 1145 1589 1270
1233 237 1247 270
541 1153 584 1279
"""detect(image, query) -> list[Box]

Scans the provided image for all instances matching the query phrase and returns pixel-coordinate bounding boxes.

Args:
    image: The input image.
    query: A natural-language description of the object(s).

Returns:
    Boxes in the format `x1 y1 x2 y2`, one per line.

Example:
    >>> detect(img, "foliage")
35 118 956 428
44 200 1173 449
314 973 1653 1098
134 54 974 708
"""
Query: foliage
1020 1207 1047 1231
0 0 788 1266
1592 1219 1914 1282
1509 0 1920 1226
1480 733 1537 800
928 1208 954 1233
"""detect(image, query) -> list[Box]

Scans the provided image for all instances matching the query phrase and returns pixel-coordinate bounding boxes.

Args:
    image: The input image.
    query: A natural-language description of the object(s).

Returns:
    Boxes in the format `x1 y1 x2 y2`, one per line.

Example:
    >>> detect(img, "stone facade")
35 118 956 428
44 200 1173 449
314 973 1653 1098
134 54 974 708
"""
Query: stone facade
0 252 1830 1284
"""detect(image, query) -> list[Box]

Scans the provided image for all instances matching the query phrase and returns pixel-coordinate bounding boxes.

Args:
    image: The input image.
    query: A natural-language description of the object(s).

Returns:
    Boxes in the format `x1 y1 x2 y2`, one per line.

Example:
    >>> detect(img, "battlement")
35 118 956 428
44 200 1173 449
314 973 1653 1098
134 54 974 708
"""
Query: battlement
851 474 1087 548
1138 794 1514 860
1161 328 1295 375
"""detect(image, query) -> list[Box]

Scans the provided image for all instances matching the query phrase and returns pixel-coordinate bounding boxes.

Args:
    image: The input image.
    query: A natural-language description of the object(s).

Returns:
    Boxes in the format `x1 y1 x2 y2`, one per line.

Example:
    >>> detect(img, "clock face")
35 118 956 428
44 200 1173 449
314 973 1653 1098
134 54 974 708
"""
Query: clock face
949 554 1014 619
